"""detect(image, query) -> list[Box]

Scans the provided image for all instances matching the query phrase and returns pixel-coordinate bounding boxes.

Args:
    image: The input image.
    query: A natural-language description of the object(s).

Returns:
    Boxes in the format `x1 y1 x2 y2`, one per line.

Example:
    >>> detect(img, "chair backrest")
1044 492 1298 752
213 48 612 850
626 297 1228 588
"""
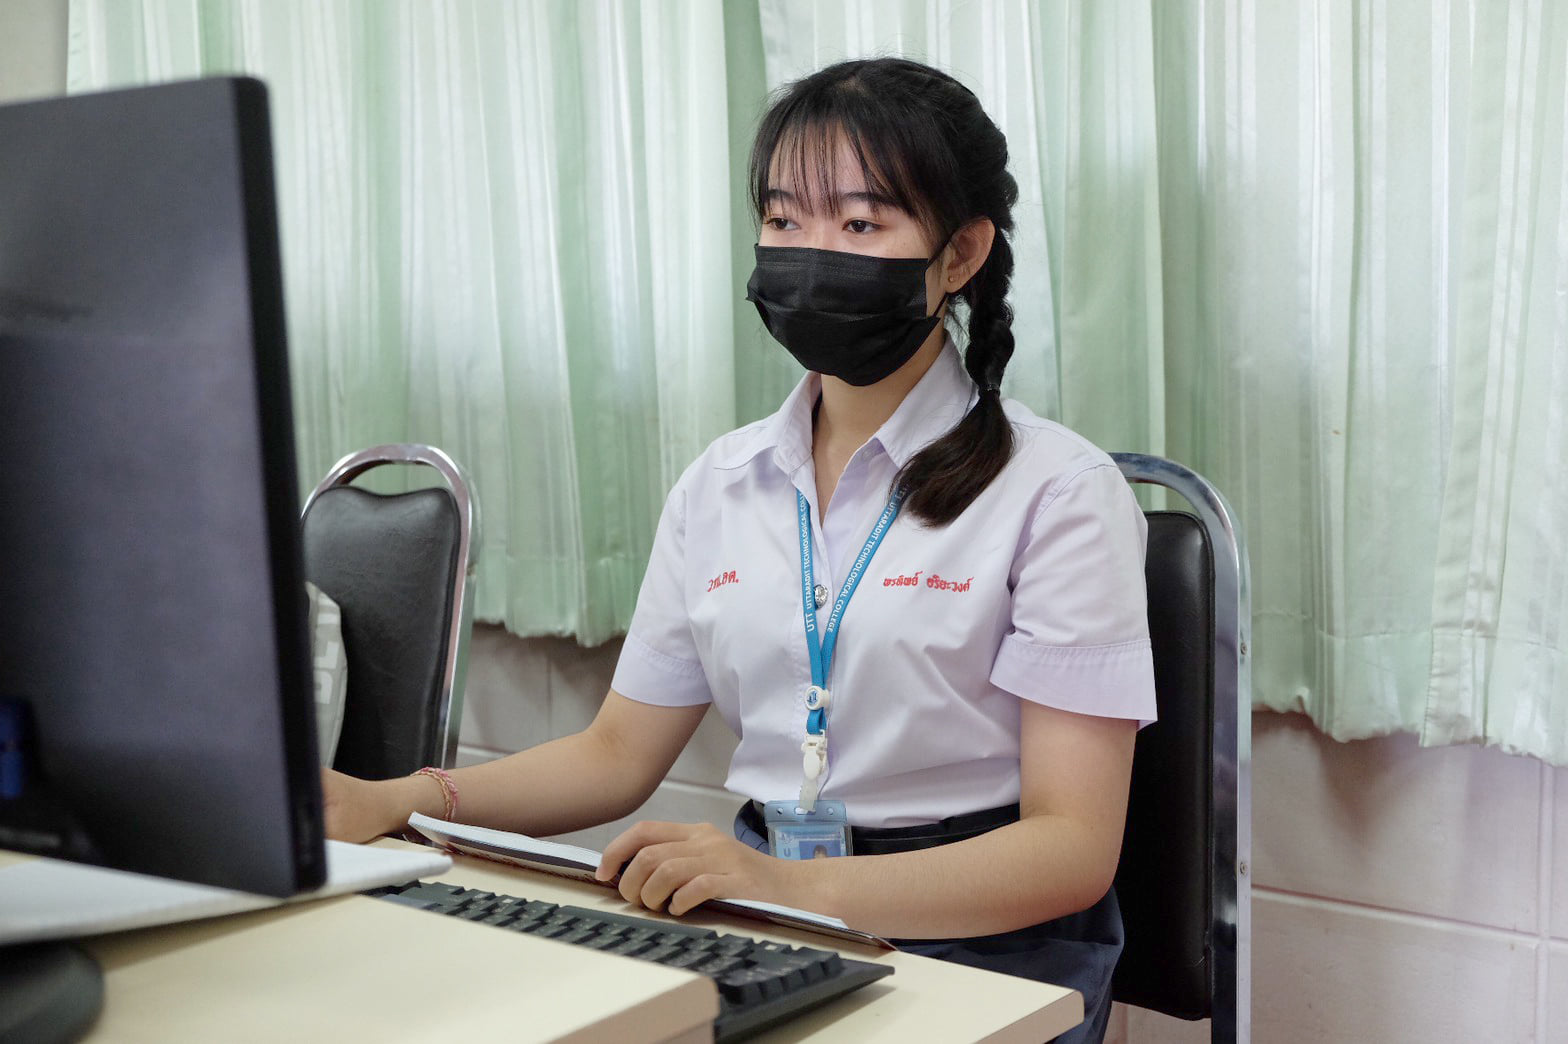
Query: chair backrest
300 444 478 779
1109 453 1251 1044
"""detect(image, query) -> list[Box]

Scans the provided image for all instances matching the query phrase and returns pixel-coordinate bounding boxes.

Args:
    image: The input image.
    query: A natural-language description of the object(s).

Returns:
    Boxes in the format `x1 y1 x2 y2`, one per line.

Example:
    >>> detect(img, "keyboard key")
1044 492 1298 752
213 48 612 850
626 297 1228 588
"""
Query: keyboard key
718 969 769 1005
606 939 655 958
757 972 789 1000
642 945 683 965
389 882 468 906
697 956 743 976
655 931 696 947
381 894 443 912
777 967 809 991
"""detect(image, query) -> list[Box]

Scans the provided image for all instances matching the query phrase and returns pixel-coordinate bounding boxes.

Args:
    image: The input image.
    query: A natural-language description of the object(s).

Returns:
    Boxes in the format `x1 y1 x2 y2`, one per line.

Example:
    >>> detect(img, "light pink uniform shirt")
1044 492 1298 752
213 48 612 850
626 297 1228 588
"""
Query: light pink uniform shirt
612 343 1157 828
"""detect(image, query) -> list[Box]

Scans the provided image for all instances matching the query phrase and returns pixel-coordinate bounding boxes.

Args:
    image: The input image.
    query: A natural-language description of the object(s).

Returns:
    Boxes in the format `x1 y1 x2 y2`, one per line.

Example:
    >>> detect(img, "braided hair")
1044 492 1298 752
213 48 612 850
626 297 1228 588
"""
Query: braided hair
748 57 1020 525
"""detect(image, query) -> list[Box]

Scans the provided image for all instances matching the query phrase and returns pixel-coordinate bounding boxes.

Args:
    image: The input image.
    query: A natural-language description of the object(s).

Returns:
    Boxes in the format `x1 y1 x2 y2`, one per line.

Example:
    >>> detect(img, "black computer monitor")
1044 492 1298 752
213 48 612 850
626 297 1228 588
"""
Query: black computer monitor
0 77 325 900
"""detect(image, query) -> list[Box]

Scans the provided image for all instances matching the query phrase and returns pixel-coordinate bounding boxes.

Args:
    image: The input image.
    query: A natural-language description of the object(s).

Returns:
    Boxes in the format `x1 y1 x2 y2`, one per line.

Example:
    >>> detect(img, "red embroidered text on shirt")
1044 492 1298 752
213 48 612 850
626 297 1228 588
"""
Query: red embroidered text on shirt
881 570 973 592
706 569 739 592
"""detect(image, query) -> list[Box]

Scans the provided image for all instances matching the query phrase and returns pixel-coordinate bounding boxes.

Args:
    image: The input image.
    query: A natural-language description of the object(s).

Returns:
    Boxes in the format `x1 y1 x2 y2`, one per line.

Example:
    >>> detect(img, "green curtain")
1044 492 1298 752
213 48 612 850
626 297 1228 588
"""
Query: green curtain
69 0 737 644
69 0 1568 765
1147 0 1568 763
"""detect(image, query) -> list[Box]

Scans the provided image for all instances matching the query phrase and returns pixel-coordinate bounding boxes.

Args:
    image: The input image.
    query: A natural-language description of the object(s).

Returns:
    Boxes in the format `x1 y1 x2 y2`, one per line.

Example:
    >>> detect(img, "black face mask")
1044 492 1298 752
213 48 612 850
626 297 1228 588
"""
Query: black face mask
745 245 944 387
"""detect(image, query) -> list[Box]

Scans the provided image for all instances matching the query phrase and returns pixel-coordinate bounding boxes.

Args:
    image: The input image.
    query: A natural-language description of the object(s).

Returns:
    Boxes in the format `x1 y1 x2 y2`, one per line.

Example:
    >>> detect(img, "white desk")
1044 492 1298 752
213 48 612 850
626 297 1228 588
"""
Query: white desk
67 842 1082 1042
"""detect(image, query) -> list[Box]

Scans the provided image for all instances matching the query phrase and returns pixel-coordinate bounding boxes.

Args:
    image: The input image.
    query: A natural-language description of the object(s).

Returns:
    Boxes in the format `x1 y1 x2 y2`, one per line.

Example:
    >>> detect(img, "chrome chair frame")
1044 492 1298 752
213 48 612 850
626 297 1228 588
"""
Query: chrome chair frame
301 444 479 770
1112 452 1252 1044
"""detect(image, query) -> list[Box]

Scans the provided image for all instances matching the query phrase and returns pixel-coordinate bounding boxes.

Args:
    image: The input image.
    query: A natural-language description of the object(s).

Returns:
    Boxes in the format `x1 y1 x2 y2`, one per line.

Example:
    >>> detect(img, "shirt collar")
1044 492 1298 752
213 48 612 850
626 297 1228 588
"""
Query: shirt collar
716 338 976 475
871 339 976 469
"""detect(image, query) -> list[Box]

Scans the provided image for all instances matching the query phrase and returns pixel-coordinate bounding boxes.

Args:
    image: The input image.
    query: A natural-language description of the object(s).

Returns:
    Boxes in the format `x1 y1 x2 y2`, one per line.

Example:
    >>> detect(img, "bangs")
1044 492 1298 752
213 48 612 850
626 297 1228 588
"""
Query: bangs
749 81 951 241
755 120 912 219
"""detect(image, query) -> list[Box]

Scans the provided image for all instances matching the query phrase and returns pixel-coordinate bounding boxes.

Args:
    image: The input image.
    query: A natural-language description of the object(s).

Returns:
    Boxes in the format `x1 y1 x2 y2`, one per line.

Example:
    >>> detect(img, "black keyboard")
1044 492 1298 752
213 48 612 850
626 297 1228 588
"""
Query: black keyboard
367 880 893 1041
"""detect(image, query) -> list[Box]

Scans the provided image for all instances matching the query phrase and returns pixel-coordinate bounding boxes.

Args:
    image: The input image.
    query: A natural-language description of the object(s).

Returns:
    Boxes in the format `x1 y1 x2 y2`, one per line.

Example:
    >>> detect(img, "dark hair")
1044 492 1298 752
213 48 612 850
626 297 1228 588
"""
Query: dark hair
748 57 1019 526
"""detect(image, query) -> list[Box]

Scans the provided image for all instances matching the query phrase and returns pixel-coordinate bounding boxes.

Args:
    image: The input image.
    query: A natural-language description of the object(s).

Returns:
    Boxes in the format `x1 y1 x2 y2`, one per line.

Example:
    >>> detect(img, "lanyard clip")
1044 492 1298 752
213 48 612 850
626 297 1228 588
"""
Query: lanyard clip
801 732 827 779
799 733 827 812
797 774 823 813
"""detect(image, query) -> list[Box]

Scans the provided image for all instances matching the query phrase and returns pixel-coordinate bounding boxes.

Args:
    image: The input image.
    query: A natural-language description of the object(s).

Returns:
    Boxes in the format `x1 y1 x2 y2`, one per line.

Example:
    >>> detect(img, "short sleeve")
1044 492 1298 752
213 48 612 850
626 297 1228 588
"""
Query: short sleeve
989 461 1158 724
610 482 713 707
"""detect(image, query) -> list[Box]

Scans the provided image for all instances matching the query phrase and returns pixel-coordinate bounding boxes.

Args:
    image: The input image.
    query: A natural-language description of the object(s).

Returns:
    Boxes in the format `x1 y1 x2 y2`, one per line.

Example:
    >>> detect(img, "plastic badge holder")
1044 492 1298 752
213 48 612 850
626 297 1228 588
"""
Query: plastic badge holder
764 799 852 860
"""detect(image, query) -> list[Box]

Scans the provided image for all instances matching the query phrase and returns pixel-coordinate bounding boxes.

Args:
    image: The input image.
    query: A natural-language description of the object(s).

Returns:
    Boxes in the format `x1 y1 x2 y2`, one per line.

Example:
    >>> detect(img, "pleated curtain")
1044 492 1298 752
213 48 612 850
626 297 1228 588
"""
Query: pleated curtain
1145 0 1568 761
67 0 1568 765
70 0 736 642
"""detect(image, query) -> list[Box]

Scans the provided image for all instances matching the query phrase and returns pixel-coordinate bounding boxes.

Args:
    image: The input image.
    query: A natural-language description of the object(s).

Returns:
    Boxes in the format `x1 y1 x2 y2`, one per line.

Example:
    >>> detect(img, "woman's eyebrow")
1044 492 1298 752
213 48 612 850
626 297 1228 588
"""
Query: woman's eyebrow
763 186 902 213
840 190 899 211
765 185 903 206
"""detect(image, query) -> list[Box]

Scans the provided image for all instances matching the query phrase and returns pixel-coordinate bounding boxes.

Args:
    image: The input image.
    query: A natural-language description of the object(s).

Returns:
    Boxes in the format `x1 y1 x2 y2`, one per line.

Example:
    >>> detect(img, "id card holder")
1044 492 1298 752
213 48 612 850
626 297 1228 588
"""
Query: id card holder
763 799 852 860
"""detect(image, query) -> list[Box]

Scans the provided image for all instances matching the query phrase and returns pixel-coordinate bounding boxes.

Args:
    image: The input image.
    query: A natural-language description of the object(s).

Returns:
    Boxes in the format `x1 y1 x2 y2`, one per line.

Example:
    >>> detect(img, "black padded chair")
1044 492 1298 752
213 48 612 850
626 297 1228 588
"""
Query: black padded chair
300 444 478 779
1109 453 1251 1044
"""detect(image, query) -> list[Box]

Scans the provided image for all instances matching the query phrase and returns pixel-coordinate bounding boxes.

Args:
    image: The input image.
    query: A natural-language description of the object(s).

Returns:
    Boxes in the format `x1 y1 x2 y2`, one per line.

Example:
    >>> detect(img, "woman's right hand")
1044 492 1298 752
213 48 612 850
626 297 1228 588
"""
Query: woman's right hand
320 767 401 843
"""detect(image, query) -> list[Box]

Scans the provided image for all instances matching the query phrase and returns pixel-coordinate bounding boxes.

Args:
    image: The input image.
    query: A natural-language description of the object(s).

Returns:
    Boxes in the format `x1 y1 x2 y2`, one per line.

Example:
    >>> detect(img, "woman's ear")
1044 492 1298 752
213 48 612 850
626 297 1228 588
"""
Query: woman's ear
943 218 997 293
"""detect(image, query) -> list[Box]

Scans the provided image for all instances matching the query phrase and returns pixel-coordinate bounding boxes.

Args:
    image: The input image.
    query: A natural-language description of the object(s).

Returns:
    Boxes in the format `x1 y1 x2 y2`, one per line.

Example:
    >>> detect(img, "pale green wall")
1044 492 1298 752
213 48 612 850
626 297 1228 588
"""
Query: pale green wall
0 0 67 103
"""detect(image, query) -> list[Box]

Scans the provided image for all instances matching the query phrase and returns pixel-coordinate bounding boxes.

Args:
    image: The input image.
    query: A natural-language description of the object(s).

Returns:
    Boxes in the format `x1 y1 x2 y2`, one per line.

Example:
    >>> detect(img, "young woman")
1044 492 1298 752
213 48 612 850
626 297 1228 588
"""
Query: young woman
325 57 1154 1044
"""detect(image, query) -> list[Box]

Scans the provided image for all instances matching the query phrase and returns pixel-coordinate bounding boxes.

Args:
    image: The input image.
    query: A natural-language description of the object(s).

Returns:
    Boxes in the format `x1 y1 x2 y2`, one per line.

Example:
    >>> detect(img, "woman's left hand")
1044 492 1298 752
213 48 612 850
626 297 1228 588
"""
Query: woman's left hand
595 820 801 916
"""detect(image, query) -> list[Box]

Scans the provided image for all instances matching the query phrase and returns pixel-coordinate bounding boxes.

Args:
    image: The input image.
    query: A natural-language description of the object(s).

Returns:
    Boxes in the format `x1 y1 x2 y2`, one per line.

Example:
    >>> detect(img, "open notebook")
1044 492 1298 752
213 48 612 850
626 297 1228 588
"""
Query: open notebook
405 813 893 950
0 841 452 946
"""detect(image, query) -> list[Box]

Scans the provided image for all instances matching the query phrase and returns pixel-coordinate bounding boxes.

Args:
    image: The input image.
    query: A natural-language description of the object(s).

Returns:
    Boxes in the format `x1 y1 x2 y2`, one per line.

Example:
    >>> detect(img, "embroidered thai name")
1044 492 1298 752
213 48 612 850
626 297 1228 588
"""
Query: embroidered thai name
882 571 922 587
926 573 973 593
706 569 738 592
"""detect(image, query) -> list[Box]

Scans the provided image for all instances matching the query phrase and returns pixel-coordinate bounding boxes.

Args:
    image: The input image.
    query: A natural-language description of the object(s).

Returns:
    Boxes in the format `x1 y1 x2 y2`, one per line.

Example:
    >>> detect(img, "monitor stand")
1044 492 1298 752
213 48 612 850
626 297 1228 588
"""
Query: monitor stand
0 941 104 1043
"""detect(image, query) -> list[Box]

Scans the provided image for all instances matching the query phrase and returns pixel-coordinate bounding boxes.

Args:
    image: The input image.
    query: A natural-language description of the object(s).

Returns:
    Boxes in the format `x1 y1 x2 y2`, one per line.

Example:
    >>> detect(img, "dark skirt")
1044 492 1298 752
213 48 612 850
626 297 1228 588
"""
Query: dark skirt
733 803 1121 1044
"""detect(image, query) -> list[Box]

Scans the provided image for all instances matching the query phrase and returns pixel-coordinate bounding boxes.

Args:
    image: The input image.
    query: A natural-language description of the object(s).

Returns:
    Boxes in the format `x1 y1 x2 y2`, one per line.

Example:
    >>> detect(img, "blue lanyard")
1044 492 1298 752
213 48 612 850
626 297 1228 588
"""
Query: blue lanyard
796 486 904 736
